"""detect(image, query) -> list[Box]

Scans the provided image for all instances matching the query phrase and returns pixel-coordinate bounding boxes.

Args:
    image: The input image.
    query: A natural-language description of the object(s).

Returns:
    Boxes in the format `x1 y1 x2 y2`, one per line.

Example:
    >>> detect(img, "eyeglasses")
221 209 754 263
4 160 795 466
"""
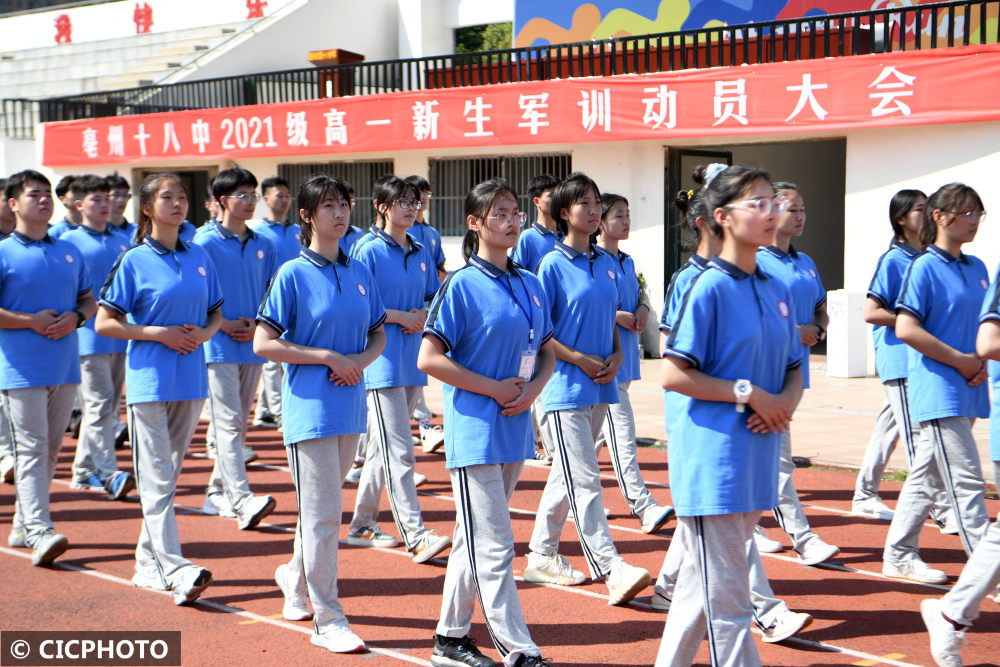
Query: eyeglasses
395 199 423 210
948 210 986 223
227 193 259 203
725 197 777 216
488 211 527 226
776 199 805 215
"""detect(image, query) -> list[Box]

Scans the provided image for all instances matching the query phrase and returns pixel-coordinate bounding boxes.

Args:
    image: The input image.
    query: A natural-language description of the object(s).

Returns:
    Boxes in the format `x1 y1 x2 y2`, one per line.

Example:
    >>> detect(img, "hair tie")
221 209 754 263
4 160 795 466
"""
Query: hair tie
704 163 728 187
687 189 694 198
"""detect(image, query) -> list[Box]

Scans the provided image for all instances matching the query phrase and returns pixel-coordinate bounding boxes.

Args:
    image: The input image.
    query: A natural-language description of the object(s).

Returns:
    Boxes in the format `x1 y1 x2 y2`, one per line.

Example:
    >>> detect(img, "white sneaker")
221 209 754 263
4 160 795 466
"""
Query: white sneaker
344 463 363 485
920 598 966 667
649 590 671 612
797 536 839 566
883 556 948 584
202 490 236 518
413 472 428 487
640 505 675 534
242 444 259 464
411 530 451 564
0 454 13 484
274 563 312 621
311 625 365 653
606 561 651 606
420 420 445 454
753 525 783 553
761 610 813 643
8 528 26 548
236 494 276 530
347 525 399 548
523 552 586 586
132 569 168 591
852 496 895 521
31 530 68 566
172 566 212 606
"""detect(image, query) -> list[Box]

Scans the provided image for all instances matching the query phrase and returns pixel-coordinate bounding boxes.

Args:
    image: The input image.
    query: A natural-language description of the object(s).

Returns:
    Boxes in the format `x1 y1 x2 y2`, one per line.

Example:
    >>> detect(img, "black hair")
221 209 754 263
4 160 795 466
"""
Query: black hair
105 172 129 191
529 173 560 200
551 172 600 238
212 166 258 200
297 174 351 248
772 181 799 194
701 165 772 237
673 188 711 252
593 192 628 242
403 174 430 193
260 176 289 195
888 189 927 242
55 174 78 199
5 169 51 201
341 179 354 198
136 173 187 244
371 174 395 224
71 174 111 199
374 177 420 220
461 178 519 262
922 183 985 248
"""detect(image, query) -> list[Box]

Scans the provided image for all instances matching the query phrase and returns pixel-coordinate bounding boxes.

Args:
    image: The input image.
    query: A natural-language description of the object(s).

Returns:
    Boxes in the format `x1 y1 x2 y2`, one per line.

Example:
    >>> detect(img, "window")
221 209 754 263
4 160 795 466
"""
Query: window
277 160 394 229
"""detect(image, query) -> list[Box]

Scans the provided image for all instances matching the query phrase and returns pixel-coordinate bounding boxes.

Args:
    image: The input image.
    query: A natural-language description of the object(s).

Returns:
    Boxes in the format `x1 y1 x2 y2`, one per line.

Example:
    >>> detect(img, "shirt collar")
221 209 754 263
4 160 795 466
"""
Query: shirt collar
143 236 188 254
553 239 600 262
926 244 970 264
210 219 256 241
709 255 771 280
468 253 516 278
371 225 420 256
110 220 131 231
80 224 115 237
531 221 555 236
11 230 52 245
891 240 922 258
300 246 350 268
760 244 798 259
689 254 710 269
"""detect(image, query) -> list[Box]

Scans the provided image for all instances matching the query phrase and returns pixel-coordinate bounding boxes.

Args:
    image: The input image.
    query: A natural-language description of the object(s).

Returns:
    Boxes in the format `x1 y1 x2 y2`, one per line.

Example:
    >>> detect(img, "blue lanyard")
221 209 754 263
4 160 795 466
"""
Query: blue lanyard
498 271 535 343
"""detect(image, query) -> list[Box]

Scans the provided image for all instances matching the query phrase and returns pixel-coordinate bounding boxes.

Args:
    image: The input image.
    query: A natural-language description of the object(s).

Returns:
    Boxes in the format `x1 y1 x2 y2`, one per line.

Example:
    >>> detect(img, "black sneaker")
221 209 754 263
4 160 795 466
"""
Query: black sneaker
514 656 552 667
431 634 497 667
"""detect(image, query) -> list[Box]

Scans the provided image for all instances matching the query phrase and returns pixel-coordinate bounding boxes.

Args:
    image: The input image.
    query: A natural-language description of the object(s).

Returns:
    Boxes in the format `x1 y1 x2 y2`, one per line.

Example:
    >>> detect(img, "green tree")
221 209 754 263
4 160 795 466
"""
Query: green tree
455 22 512 53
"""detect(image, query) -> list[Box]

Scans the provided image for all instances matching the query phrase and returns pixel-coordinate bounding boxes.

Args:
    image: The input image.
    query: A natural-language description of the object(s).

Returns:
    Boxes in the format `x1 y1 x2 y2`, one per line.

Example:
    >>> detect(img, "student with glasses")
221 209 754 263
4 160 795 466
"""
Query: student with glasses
346 177 451 563
107 172 137 242
883 183 991 586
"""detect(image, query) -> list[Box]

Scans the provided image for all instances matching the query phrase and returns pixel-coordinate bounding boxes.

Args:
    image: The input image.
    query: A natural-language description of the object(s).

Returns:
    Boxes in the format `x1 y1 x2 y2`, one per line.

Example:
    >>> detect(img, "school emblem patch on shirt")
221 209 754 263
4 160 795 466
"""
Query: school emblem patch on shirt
257 249 265 260
295 232 301 241
64 254 75 264
778 300 790 318
431 238 437 246
197 265 207 277
606 269 615 280
357 283 366 296
981 278 989 290
532 294 541 308
808 268 817 277
119 244 127 252
420 261 427 273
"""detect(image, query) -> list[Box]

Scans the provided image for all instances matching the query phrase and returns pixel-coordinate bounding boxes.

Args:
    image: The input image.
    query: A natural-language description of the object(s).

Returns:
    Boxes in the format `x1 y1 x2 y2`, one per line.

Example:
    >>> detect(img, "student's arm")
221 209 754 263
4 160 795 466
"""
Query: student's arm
596 327 623 383
615 310 636 331
385 308 423 334
550 338 606 378
185 307 222 344
896 311 986 385
95 305 202 354
418 334 525 407
500 339 556 416
976 319 1000 362
42 289 98 340
800 302 829 346
633 303 650 333
252 321 368 386
343 325 387 373
221 316 256 343
864 296 897 327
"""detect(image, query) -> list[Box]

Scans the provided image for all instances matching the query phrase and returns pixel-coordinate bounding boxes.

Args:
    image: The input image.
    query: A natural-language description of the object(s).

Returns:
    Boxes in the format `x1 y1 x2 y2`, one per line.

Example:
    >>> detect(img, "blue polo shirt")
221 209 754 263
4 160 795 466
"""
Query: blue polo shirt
979 270 1000 463
512 222 559 273
868 241 922 383
538 241 620 411
257 248 386 445
664 257 802 517
896 245 989 422
756 245 825 389
598 247 641 383
659 255 710 336
425 255 554 469
0 232 89 389
0 231 8 241
193 221 277 365
250 217 301 265
48 217 81 240
352 228 440 390
339 225 365 257
409 221 446 268
100 237 223 405
110 220 138 244
62 225 130 356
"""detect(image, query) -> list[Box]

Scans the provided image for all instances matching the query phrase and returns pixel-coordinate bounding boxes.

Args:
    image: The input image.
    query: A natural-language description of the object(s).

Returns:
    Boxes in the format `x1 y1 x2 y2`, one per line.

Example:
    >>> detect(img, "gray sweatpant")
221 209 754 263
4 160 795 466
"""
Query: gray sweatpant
73 353 125 484
3 384 77 546
529 405 623 579
655 512 762 667
596 382 657 518
941 461 1000 626
350 386 429 549
284 435 357 634
885 416 989 563
771 430 816 553
438 462 540 666
254 359 282 423
205 362 262 511
129 399 203 589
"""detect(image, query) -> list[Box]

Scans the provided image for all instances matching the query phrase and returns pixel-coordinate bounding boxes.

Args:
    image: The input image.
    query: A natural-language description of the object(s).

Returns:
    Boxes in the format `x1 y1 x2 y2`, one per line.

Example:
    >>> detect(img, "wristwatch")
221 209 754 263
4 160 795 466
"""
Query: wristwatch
74 310 87 328
733 379 753 413
815 324 826 342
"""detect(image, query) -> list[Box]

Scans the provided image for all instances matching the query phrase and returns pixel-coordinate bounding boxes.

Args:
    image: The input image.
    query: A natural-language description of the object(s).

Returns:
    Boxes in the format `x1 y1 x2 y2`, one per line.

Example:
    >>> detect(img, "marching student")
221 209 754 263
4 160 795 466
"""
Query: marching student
254 174 386 654
512 173 560 273
657 165 803 665
1 169 96 566
107 172 137 241
338 180 365 257
593 192 674 534
883 182 991 584
193 167 278 529
62 174 134 500
754 182 840 566
48 174 82 239
346 177 450 561
524 172 651 606
0 178 13 485
418 177 554 667
95 173 223 605
249 175 297 431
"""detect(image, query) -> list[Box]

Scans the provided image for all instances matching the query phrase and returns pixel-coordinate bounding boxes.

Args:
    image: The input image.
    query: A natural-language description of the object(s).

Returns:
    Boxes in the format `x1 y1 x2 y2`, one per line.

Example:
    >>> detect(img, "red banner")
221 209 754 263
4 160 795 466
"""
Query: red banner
41 44 1000 166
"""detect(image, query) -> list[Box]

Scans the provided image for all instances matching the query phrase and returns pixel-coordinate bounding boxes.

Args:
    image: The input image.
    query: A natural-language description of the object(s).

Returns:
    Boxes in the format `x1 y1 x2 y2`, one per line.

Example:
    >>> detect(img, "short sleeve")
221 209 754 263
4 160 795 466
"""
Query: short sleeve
980 265 999 323
424 272 464 352
664 276 711 369
202 254 224 312
532 278 555 344
536 255 562 325
71 246 90 296
257 265 294 335
99 252 136 315
867 252 894 307
362 266 386 333
430 229 446 267
895 259 927 321
423 246 442 301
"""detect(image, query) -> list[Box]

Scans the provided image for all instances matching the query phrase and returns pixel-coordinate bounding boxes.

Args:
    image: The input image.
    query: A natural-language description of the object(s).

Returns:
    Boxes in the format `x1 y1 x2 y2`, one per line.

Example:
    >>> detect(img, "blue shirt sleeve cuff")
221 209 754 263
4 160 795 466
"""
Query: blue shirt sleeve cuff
423 328 452 353
866 290 889 307
97 299 126 316
255 315 286 336
368 312 387 334
895 303 922 321
663 347 700 370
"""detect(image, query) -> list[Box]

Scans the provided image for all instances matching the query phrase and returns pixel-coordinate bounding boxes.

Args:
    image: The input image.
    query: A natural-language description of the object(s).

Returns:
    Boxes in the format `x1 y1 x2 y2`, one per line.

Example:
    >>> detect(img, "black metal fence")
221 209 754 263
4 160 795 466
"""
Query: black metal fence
3 0 997 137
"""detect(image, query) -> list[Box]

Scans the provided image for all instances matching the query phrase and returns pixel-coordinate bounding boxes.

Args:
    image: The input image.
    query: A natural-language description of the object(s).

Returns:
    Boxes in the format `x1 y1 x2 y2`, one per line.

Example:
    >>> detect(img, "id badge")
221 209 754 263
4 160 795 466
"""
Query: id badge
518 348 537 380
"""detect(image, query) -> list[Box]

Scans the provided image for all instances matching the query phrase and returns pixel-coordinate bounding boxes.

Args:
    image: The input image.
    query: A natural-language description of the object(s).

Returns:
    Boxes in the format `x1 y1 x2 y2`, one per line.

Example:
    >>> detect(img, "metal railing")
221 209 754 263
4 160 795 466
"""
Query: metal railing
3 0 997 138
